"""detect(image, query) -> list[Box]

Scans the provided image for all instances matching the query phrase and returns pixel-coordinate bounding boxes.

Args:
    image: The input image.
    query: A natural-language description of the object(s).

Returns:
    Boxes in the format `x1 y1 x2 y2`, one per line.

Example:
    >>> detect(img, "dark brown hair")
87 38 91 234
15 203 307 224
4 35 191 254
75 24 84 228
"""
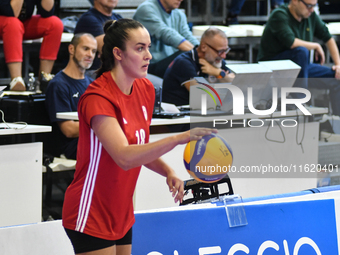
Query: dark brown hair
96 19 144 78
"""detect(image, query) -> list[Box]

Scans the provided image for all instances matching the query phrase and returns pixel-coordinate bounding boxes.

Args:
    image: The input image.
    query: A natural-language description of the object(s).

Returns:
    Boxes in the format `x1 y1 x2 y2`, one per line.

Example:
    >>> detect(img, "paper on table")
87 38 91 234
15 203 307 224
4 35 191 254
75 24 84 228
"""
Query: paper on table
161 102 180 113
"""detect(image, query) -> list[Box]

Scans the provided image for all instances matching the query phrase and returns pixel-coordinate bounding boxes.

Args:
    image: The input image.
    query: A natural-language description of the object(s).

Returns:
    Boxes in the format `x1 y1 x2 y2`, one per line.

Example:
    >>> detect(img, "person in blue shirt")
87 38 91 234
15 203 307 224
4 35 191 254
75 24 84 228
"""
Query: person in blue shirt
45 33 97 159
133 0 199 78
74 0 122 71
162 27 234 106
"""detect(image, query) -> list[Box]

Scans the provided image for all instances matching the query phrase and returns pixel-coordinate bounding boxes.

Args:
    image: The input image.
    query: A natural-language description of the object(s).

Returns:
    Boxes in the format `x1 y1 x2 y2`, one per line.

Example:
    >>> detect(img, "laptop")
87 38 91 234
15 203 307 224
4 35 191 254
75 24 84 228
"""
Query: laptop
147 74 188 119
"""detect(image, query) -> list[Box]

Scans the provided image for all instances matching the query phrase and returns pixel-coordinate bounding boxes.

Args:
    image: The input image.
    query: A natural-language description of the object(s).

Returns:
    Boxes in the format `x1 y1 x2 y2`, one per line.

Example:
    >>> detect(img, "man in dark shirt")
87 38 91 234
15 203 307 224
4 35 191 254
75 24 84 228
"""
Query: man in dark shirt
45 33 97 159
257 0 340 116
162 27 234 106
74 0 122 70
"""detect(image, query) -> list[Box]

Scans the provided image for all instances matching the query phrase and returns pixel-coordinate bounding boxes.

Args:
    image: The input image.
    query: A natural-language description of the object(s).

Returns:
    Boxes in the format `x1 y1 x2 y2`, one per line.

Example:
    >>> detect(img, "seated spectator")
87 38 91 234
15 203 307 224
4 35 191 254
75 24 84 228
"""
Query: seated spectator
74 0 122 71
162 27 234 106
257 0 340 116
45 33 97 159
133 0 199 78
0 0 63 91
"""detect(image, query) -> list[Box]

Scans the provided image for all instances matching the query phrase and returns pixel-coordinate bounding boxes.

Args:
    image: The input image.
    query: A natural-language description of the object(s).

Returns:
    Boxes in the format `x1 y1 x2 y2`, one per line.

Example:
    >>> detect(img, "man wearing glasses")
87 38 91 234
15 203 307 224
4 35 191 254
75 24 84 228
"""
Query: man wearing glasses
257 0 340 116
162 27 234 106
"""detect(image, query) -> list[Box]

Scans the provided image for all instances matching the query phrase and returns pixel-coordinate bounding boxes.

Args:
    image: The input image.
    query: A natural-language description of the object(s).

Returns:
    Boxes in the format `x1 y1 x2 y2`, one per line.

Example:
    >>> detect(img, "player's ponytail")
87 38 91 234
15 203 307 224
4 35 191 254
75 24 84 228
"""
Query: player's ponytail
96 19 144 78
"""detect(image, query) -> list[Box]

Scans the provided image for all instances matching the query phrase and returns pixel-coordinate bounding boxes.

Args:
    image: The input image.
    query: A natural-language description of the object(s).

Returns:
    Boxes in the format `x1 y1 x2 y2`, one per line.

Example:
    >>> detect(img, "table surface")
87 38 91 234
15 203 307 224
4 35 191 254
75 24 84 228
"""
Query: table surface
0 32 72 44
0 123 51 135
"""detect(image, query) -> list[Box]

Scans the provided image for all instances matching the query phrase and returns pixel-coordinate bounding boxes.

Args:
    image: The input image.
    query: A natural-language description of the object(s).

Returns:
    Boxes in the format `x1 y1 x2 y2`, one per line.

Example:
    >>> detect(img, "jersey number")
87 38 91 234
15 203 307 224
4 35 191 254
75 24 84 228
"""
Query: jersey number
135 129 146 145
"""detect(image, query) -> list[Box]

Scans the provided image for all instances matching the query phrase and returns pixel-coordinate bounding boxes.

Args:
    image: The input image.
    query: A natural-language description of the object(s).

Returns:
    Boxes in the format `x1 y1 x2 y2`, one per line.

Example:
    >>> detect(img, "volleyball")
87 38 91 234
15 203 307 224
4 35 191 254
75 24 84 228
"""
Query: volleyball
183 133 233 183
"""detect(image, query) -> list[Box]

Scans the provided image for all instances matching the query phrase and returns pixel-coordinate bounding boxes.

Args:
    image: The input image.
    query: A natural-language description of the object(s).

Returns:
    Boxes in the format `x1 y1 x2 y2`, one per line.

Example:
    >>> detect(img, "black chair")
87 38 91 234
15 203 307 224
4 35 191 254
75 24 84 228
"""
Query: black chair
42 154 76 220
41 97 76 220
180 174 234 205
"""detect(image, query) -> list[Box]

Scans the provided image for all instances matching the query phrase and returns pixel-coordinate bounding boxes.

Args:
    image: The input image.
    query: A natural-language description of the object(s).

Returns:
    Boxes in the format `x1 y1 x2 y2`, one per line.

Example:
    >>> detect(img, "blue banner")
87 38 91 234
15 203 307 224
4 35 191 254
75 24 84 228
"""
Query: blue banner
132 199 338 254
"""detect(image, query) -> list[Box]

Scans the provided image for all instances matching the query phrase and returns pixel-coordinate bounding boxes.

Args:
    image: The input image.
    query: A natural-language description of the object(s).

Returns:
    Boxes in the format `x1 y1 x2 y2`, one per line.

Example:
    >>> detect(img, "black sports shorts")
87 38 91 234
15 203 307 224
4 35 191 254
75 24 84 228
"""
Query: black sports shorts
64 227 132 254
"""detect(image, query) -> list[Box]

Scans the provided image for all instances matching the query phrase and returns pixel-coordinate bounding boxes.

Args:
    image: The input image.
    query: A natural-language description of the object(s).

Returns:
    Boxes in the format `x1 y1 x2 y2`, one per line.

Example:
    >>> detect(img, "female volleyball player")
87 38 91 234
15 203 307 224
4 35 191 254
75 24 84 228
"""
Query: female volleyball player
62 19 216 255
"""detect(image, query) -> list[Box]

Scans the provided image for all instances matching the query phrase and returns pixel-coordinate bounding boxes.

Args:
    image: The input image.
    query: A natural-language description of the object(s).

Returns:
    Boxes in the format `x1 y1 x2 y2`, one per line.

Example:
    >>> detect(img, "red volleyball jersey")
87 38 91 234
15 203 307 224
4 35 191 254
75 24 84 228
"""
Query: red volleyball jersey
62 71 155 240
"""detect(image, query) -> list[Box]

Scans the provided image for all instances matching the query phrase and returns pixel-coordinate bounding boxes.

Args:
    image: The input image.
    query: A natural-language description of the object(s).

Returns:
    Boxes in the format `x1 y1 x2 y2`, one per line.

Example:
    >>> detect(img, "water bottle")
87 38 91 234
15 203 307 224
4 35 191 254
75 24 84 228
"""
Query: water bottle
27 73 35 91
35 80 41 93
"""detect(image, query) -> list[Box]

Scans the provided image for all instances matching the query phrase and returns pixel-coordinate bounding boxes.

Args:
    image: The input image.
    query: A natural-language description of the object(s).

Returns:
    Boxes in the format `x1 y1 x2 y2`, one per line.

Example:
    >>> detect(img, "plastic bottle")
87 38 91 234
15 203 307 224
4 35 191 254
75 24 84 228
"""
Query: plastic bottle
27 73 35 91
35 80 41 93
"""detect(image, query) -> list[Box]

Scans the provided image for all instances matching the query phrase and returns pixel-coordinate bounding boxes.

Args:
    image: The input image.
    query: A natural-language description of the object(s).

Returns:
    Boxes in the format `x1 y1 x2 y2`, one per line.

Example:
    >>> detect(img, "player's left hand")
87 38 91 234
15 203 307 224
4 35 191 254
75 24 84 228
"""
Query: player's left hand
332 65 340 80
166 172 184 203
